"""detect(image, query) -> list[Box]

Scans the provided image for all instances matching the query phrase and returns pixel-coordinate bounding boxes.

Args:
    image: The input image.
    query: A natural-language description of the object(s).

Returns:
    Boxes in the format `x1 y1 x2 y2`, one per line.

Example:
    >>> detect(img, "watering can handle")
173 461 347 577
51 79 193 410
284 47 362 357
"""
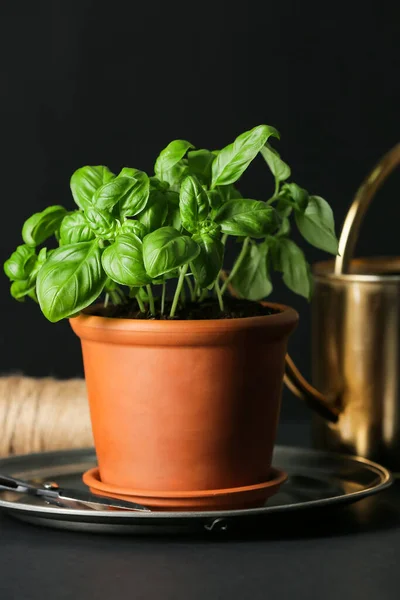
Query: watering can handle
284 143 400 422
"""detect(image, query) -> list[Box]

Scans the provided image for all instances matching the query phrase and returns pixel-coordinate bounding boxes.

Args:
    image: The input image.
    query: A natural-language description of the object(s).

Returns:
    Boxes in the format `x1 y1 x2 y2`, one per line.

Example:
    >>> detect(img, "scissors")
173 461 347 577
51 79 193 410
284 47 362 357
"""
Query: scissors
0 473 151 512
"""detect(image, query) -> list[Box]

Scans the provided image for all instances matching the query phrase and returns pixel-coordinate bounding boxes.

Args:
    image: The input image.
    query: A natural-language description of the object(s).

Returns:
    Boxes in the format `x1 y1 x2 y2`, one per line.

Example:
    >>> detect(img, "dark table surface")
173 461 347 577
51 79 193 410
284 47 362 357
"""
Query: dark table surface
1 419 400 600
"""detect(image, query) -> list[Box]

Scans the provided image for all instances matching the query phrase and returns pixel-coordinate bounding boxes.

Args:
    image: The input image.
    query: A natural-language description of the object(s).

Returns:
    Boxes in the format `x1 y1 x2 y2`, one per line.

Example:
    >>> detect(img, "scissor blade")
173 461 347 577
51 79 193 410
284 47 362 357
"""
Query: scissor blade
40 487 151 512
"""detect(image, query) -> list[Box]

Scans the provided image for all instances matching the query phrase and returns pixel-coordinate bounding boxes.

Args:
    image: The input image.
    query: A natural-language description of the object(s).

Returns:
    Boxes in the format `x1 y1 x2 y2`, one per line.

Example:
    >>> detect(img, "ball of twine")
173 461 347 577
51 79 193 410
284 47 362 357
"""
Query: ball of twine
0 376 93 457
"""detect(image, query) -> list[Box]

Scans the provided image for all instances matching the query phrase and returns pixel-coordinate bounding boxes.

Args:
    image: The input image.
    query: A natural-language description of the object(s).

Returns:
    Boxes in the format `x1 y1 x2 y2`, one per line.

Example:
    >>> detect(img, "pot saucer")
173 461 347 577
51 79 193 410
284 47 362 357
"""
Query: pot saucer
82 467 288 511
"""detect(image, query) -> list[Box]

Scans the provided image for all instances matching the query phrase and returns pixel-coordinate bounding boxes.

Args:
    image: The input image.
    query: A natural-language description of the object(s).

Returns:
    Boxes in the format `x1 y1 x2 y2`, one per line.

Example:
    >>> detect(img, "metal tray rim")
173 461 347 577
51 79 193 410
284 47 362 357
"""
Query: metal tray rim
0 446 393 521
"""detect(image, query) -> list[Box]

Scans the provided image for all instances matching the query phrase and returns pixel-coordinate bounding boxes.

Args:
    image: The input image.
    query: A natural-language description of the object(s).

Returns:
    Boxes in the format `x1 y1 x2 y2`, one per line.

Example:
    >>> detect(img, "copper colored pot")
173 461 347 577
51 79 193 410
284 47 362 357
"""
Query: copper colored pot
71 303 297 509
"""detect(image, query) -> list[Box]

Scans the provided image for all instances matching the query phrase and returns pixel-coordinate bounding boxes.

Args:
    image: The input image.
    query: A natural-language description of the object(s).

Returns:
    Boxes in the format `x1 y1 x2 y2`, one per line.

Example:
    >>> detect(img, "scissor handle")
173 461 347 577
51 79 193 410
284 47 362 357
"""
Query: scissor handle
0 474 37 494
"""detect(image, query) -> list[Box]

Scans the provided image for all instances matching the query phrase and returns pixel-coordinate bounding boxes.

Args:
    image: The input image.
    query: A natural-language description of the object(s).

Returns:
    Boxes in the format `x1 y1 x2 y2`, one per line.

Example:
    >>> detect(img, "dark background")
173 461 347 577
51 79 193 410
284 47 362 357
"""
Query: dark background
0 1 399 419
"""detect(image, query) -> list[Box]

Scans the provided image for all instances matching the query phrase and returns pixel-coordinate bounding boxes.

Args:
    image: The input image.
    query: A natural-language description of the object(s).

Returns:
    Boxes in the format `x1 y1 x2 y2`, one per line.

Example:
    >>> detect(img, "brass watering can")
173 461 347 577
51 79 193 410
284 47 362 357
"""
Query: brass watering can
285 143 400 470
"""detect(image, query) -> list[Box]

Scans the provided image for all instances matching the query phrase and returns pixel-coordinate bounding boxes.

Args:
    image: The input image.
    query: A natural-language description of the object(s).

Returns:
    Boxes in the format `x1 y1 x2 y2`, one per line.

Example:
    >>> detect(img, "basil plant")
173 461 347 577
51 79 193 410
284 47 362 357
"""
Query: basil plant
4 125 338 321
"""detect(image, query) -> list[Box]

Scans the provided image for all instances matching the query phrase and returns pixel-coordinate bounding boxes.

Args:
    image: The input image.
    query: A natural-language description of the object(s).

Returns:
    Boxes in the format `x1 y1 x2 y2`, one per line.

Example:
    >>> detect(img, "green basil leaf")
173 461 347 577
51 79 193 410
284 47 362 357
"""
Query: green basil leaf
260 144 291 182
102 233 150 287
214 199 279 238
276 217 291 237
179 175 209 233
137 190 168 232
37 241 106 322
4 244 37 281
154 140 194 185
164 162 190 190
165 191 181 230
84 206 117 240
224 185 243 200
231 242 272 300
295 195 338 254
118 168 138 178
10 278 37 302
119 170 150 217
8 247 48 302
199 220 221 237
70 166 115 209
151 270 179 285
272 238 311 299
36 247 48 263
187 149 216 186
282 183 309 210
275 197 293 218
93 171 150 217
22 205 67 247
207 189 224 212
60 212 96 245
211 125 279 187
119 219 148 239
149 176 169 192
143 226 200 279
190 232 224 288
29 247 48 279
211 184 243 214
93 177 133 211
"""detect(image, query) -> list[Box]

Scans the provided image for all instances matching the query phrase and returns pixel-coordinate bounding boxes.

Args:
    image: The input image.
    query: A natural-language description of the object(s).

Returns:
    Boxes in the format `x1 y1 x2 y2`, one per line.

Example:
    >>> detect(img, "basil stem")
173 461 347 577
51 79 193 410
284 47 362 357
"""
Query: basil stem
220 237 250 295
170 265 188 318
161 282 166 315
146 285 156 315
136 293 146 313
215 278 224 312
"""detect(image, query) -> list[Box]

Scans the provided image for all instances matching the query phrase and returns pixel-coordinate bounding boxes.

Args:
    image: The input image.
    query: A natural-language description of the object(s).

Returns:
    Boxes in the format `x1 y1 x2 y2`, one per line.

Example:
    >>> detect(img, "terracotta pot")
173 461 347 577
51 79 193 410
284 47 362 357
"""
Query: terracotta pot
71 302 298 509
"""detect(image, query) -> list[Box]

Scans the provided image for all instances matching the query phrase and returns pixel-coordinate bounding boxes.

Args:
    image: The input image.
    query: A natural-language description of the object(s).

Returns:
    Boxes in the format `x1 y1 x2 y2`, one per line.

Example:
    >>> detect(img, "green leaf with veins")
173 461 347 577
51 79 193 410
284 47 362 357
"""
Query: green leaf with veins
8 247 48 303
187 149 216 186
4 244 37 281
260 144 291 182
214 199 279 238
179 175 209 233
102 233 151 287
149 176 169 192
11 279 37 302
143 226 200 279
36 240 107 322
282 182 309 211
60 212 95 245
190 233 224 288
276 217 291 237
272 237 311 299
22 205 67 247
70 166 115 209
154 140 194 186
211 125 280 187
119 220 148 239
165 191 181 230
210 185 243 211
275 197 293 218
93 170 150 217
84 206 117 239
231 242 272 300
137 190 168 232
295 195 338 254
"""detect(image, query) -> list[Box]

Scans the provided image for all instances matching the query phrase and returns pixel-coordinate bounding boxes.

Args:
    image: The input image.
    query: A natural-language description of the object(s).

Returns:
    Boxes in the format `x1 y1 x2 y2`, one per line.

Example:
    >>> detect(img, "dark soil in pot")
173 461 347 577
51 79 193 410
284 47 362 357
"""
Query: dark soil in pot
91 297 280 320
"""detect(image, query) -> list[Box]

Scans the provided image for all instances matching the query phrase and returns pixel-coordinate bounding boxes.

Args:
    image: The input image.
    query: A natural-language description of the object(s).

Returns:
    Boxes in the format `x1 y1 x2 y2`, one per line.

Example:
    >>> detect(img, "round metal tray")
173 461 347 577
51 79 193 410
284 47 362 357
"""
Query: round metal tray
0 446 392 534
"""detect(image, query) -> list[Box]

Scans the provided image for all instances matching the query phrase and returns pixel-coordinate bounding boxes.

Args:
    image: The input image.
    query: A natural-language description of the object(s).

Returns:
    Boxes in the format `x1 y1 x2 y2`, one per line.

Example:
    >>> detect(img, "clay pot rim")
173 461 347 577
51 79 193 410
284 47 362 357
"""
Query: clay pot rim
83 466 288 499
71 301 298 335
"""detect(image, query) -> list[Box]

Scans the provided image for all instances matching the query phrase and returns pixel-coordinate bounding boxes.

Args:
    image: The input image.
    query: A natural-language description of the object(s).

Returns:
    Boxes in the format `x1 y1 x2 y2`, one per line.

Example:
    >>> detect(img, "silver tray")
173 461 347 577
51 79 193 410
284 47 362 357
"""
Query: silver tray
0 446 392 534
